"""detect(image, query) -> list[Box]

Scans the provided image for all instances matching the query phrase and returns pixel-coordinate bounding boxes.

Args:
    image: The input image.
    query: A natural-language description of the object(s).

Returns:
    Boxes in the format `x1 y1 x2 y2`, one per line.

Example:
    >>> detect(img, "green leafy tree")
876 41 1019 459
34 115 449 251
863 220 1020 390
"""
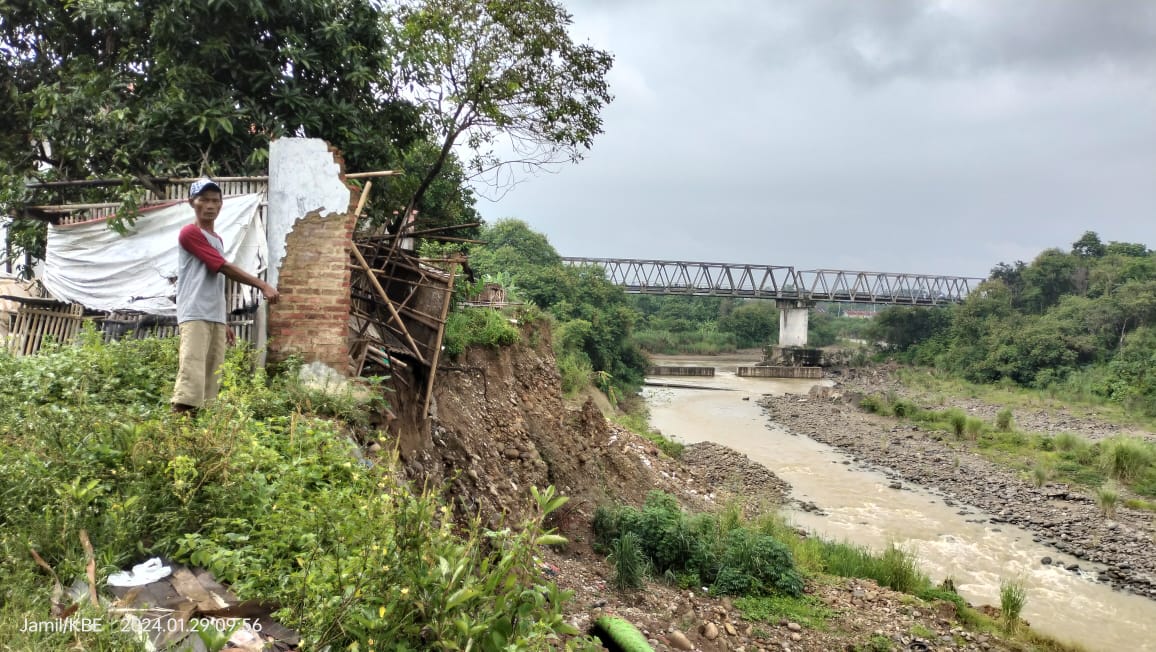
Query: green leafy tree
868 306 952 352
1 0 418 181
468 219 647 391
1020 249 1080 312
384 0 614 230
1071 231 1107 258
2 0 556 271
717 301 779 349
1104 241 1150 258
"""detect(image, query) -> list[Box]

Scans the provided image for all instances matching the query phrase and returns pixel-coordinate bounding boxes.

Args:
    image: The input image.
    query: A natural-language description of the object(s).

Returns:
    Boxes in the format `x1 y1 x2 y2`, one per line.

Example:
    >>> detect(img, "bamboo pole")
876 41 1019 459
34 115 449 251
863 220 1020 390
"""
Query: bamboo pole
346 171 403 179
349 183 427 365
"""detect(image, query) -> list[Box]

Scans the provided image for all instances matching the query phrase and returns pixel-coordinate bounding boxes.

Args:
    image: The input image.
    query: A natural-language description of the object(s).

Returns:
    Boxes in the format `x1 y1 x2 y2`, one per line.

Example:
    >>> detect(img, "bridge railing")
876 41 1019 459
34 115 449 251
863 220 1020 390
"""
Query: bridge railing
561 257 983 305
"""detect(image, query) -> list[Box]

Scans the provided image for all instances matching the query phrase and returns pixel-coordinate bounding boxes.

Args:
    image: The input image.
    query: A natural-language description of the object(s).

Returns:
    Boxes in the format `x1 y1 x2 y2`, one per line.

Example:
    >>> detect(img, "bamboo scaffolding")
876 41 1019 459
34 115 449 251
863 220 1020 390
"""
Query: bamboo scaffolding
348 182 426 364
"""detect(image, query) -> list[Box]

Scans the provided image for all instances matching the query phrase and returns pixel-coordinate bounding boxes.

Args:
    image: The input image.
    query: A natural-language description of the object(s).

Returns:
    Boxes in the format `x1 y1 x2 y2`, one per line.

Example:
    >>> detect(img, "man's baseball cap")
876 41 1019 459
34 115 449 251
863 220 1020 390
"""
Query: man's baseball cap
189 178 222 198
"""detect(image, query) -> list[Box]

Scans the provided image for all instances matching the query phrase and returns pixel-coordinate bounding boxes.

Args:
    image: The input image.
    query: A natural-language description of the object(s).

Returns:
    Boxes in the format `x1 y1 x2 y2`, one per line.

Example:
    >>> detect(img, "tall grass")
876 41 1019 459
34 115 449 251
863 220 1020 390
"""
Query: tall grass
995 408 1015 431
609 532 648 590
1095 484 1119 518
819 541 928 594
999 578 1028 632
1099 437 1154 482
1054 432 1085 452
964 417 985 441
948 410 967 438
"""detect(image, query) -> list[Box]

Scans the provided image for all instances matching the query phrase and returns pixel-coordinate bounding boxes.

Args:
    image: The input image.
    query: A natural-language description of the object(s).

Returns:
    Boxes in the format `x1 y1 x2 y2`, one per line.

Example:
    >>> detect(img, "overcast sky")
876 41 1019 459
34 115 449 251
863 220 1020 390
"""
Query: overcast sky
475 0 1156 279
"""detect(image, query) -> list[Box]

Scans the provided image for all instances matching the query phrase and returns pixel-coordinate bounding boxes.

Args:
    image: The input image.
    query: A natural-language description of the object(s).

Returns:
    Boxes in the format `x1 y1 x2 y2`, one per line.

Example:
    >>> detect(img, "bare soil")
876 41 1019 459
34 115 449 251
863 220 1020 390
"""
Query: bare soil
380 332 1031 651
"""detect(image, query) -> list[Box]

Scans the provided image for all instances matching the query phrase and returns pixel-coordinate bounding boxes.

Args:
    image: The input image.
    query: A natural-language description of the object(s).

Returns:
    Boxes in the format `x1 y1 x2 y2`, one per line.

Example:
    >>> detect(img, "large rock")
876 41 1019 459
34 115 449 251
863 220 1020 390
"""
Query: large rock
668 630 694 650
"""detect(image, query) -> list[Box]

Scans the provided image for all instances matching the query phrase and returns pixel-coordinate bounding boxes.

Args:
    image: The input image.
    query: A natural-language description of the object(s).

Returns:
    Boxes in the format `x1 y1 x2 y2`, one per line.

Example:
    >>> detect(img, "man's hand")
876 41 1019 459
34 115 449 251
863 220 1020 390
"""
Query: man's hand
226 326 236 346
262 283 281 304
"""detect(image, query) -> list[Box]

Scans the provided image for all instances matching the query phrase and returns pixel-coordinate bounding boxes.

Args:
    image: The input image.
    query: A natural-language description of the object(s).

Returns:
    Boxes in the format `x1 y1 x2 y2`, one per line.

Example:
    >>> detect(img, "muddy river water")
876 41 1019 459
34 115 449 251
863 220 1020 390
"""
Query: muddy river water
644 362 1155 652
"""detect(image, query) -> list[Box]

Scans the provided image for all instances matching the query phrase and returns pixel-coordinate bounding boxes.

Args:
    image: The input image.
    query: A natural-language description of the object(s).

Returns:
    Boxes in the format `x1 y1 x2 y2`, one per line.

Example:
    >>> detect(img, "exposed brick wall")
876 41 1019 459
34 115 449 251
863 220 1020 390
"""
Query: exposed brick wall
268 206 357 373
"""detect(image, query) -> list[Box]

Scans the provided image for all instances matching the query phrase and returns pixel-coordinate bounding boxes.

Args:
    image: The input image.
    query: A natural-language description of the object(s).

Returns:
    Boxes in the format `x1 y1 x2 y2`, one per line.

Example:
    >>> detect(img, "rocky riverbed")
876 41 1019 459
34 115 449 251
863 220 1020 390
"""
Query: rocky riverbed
759 377 1156 601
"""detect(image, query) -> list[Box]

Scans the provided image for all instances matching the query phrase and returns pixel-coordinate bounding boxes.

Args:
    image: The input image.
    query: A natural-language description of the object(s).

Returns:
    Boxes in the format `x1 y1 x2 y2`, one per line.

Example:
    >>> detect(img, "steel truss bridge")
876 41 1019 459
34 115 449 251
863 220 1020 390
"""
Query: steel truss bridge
561 257 983 305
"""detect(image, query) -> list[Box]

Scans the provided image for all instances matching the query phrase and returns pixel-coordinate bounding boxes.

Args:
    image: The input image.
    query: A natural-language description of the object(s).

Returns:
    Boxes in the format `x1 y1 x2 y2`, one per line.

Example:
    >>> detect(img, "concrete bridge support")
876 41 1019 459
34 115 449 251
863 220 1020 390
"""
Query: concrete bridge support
777 300 811 347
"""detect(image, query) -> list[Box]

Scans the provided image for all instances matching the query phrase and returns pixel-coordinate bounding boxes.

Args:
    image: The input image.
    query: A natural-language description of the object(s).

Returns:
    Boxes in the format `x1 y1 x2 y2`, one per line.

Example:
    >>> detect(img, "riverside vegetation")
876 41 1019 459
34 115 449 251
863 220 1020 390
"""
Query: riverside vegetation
870 231 1156 418
857 391 1156 512
0 329 604 651
590 492 1080 651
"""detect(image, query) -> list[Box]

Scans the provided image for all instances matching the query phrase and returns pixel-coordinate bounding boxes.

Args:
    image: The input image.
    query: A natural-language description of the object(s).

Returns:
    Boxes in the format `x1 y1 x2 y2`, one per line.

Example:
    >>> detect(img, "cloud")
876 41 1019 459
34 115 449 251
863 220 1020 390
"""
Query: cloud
756 0 1156 83
479 0 1156 280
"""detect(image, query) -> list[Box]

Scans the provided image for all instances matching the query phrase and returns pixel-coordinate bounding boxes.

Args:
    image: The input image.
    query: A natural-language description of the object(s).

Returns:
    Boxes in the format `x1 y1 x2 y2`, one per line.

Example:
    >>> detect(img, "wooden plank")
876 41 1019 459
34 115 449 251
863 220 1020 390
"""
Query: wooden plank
191 568 239 604
170 567 227 612
423 260 457 416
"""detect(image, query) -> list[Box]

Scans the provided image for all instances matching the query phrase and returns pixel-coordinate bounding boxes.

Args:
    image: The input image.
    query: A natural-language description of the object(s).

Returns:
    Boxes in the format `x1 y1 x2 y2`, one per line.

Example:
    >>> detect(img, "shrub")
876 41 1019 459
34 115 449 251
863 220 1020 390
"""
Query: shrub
1030 466 1051 488
999 577 1028 632
1099 437 1154 483
891 399 920 418
443 308 520 358
995 408 1014 431
860 395 891 416
592 492 803 598
557 349 593 395
0 337 590 651
714 529 804 597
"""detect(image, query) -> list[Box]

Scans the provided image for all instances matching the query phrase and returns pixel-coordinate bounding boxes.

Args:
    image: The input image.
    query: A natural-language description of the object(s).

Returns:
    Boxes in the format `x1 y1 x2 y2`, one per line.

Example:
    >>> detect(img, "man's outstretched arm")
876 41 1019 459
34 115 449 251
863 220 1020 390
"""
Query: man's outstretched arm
219 263 280 304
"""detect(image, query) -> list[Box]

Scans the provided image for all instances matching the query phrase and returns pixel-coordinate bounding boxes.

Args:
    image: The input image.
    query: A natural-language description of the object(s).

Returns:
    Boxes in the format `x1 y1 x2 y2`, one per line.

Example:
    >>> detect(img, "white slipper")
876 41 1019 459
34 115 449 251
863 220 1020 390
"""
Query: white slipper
107 558 173 587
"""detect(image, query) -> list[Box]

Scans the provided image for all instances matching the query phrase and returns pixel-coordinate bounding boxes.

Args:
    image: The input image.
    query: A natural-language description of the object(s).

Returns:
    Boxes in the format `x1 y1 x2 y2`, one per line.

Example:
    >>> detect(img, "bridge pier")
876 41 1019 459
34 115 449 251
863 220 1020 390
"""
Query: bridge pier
776 300 811 347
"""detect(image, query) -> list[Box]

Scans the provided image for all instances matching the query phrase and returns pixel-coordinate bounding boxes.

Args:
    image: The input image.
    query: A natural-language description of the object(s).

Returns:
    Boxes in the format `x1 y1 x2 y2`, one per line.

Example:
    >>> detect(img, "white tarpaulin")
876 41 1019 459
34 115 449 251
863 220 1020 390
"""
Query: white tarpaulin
42 194 266 316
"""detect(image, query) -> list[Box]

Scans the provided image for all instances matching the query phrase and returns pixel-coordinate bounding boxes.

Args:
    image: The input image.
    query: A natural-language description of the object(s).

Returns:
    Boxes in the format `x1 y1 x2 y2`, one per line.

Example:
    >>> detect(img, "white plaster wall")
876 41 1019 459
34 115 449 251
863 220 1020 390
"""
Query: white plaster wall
779 307 810 347
267 138 353 288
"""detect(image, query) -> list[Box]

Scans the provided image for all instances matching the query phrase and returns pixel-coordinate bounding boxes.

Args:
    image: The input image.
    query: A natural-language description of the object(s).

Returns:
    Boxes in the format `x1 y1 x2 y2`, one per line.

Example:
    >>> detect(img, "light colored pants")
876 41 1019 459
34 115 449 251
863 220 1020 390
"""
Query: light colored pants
172 320 227 408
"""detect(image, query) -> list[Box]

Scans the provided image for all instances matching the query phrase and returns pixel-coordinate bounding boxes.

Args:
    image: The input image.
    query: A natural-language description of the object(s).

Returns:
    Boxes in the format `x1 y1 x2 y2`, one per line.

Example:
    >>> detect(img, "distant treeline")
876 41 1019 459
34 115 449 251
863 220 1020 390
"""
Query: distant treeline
869 232 1156 414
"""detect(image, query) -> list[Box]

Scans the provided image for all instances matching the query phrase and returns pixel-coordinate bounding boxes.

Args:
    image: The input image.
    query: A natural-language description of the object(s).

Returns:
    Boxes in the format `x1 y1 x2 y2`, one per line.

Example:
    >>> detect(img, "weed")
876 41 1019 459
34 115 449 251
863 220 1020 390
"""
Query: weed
442 307 520 358
1095 484 1119 518
1054 432 1084 452
858 634 894 652
910 623 936 639
734 594 833 630
995 408 1015 431
964 417 985 441
593 492 804 598
948 410 967 438
1031 465 1052 488
999 577 1028 633
608 531 649 590
892 399 921 418
1124 498 1156 512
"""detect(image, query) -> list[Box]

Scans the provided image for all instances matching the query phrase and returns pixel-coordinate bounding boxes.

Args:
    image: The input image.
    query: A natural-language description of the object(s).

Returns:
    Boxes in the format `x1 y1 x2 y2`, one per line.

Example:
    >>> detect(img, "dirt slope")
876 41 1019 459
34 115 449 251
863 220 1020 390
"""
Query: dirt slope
378 327 1027 651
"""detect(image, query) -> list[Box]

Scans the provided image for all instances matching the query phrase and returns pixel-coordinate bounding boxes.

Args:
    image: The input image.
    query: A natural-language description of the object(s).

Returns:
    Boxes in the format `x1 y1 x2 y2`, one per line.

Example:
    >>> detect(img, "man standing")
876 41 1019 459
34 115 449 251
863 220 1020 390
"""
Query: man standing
172 178 279 414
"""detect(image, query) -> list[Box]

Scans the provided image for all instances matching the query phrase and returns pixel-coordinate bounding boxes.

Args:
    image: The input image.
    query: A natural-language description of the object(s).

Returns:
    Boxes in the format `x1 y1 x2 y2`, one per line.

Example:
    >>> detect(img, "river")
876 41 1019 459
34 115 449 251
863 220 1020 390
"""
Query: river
643 359 1156 652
